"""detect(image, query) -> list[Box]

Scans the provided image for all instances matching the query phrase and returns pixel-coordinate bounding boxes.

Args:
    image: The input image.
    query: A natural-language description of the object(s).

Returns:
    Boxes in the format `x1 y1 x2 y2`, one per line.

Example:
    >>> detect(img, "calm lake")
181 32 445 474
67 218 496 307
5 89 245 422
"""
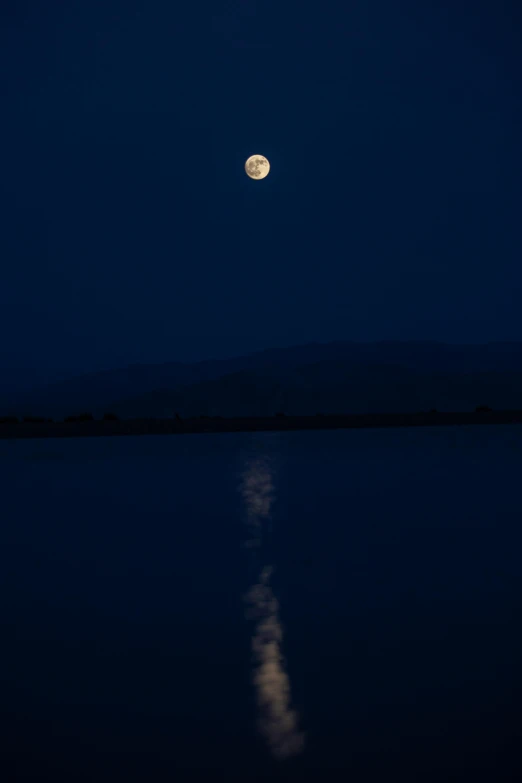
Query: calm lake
1 424 522 782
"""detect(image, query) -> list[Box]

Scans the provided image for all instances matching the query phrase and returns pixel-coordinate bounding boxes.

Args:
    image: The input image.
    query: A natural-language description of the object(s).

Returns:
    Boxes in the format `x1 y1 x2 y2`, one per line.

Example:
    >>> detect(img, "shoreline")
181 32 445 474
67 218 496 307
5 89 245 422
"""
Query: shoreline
1 410 522 440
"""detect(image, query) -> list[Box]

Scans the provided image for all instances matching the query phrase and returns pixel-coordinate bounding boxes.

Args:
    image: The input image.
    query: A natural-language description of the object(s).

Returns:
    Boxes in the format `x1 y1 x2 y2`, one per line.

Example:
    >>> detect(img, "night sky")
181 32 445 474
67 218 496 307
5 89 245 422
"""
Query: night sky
1 0 521 376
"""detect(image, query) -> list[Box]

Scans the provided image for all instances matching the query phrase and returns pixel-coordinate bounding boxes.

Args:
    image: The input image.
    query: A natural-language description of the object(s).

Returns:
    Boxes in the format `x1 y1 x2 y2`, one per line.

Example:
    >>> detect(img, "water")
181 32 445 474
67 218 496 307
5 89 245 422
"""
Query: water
1 425 522 782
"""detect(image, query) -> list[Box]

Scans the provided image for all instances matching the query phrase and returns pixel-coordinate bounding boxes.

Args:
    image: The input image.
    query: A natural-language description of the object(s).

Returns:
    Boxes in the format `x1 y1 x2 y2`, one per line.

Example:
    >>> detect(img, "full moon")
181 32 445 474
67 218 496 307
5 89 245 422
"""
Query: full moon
245 154 270 180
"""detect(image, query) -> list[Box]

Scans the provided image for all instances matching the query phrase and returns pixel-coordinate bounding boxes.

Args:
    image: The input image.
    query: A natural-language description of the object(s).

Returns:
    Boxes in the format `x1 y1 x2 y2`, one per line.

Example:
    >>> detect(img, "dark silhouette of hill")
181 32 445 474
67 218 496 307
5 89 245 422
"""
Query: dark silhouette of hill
2 340 522 418
103 364 522 419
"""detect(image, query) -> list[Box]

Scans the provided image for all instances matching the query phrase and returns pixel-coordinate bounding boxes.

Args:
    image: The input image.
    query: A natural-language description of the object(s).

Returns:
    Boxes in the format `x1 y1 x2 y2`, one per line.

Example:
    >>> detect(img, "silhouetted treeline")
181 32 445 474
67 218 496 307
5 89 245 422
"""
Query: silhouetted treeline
0 415 55 424
0 412 119 423
64 412 94 423
0 405 500 425
3 409 522 442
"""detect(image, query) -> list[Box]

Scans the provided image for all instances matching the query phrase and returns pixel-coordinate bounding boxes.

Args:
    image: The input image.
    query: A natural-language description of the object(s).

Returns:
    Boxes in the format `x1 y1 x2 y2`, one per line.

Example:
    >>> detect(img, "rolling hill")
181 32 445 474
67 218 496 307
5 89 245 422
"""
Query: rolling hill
2 340 522 419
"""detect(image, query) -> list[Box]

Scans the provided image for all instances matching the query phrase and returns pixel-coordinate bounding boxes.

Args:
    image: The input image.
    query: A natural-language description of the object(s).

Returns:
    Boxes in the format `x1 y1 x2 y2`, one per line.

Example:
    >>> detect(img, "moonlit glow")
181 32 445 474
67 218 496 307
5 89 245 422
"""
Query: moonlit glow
240 455 305 760
245 154 270 180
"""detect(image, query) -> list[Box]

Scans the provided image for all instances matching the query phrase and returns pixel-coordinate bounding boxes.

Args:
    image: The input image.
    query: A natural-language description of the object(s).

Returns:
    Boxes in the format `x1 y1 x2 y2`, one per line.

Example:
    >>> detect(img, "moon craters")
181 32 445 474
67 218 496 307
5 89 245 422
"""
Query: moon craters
245 155 270 180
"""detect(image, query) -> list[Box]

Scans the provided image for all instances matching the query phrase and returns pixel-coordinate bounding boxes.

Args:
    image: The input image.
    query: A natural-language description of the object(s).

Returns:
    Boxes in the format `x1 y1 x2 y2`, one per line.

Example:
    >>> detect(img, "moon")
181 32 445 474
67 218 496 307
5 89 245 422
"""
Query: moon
245 154 270 180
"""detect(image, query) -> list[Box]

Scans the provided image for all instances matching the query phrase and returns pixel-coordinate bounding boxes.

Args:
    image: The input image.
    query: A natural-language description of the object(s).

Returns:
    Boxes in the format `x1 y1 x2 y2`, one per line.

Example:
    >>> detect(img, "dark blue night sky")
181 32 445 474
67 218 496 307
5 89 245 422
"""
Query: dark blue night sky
1 0 521 375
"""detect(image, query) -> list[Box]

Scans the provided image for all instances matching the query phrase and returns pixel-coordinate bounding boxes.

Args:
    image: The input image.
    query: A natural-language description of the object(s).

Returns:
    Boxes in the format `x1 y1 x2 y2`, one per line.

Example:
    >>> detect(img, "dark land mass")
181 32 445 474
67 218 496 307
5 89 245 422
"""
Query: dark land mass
3 340 522 420
1 410 522 440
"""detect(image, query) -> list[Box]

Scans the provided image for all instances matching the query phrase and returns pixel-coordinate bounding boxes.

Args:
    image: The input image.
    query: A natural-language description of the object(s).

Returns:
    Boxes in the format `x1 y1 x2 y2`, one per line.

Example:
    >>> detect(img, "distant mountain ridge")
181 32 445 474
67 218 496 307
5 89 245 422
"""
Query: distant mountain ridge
2 340 522 418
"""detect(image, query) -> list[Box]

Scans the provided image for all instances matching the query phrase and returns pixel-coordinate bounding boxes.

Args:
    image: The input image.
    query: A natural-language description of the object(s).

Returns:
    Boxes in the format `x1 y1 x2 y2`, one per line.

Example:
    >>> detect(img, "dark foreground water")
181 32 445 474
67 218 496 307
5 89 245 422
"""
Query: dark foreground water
1 425 522 782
